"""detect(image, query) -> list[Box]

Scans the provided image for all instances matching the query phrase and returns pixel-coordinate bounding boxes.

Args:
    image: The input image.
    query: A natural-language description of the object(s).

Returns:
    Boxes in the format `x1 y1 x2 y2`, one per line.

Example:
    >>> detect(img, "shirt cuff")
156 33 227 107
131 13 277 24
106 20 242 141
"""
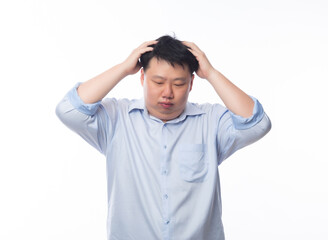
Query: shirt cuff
67 82 101 115
229 96 264 130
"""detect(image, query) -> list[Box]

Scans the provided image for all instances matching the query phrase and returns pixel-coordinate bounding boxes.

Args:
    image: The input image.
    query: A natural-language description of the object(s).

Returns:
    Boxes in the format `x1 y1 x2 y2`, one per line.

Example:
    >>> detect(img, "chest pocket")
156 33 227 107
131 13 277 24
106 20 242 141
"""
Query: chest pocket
178 144 208 182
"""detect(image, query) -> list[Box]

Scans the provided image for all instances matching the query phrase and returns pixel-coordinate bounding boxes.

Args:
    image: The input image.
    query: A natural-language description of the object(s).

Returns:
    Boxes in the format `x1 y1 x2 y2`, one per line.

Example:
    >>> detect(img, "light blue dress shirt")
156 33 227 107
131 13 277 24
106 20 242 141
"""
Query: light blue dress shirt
56 83 271 240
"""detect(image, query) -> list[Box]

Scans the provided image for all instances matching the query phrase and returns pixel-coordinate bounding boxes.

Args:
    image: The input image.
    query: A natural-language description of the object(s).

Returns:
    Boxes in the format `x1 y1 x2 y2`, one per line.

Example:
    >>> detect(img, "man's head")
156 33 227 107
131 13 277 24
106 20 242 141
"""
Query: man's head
140 35 199 75
140 35 199 122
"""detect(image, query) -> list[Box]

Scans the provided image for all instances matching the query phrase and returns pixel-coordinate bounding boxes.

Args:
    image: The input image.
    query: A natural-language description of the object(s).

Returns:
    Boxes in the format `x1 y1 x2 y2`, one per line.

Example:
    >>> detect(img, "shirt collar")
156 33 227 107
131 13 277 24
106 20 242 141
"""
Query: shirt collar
128 98 206 122
183 102 206 116
128 98 146 113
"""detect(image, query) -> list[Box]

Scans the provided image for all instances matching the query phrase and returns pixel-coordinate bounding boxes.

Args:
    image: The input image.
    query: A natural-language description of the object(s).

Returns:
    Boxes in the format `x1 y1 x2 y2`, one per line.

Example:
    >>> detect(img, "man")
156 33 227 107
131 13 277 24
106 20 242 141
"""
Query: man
56 35 271 240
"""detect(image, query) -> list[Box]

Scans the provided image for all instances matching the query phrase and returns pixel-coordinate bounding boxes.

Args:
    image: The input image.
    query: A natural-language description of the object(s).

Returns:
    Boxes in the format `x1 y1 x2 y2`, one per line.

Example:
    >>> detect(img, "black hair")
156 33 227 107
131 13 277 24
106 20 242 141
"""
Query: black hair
140 35 199 75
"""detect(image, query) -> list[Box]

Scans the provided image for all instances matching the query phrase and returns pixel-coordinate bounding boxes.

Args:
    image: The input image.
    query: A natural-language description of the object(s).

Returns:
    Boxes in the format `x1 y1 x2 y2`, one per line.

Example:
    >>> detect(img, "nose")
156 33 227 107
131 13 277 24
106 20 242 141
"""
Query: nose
162 83 174 99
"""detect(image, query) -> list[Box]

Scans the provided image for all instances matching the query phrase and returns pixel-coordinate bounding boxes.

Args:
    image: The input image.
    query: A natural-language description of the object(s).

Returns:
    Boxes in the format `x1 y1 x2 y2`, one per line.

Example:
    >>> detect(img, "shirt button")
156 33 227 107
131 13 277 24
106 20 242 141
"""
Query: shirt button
164 194 168 199
164 145 167 149
163 170 167 175
165 220 170 224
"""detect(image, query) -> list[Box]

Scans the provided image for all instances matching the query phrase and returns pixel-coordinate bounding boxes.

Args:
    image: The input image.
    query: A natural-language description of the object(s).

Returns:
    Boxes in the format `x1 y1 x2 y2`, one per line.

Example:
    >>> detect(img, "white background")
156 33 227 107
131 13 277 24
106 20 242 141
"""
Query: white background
1 0 327 239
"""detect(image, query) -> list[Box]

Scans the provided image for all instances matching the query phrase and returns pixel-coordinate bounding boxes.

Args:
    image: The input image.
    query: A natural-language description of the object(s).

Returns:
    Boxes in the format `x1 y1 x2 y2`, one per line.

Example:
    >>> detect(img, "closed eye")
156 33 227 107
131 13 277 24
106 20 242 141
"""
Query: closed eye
151 79 164 84
154 81 164 85
174 83 186 87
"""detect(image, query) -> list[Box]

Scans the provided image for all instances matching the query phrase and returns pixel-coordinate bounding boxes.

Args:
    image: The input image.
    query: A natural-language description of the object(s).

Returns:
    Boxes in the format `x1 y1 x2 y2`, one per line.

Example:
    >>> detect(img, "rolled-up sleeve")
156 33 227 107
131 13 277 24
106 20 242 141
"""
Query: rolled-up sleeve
217 96 271 165
55 83 110 155
229 96 264 130
67 82 102 116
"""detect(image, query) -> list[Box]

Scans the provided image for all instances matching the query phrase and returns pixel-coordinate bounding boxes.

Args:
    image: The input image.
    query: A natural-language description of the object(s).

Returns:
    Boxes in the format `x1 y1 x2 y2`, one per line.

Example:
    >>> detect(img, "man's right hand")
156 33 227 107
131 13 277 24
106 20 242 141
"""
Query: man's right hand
122 40 158 76
77 40 157 104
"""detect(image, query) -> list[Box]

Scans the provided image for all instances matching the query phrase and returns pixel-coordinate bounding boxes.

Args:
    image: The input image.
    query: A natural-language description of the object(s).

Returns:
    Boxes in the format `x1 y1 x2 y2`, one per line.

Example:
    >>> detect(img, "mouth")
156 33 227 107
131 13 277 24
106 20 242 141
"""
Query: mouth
159 102 173 109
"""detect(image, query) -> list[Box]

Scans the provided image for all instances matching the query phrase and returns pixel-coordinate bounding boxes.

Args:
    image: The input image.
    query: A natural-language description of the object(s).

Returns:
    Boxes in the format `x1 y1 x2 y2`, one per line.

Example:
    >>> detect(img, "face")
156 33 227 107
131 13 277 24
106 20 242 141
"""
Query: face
141 58 194 122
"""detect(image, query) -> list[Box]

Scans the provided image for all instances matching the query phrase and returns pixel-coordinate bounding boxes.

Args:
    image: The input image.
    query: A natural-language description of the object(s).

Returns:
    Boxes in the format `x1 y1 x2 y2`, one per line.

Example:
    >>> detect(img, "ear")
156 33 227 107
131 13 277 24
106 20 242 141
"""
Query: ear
189 74 195 92
140 68 145 86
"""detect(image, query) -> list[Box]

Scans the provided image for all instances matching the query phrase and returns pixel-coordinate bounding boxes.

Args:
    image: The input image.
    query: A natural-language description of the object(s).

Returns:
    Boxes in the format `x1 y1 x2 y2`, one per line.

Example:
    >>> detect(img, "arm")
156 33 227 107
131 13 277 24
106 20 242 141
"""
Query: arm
183 41 254 118
56 40 157 153
183 42 271 164
77 40 158 104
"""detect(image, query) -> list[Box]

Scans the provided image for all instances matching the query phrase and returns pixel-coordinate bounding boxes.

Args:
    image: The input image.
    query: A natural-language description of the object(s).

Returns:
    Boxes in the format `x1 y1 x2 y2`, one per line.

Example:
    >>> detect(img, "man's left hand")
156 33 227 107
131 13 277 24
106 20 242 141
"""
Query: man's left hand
183 41 216 80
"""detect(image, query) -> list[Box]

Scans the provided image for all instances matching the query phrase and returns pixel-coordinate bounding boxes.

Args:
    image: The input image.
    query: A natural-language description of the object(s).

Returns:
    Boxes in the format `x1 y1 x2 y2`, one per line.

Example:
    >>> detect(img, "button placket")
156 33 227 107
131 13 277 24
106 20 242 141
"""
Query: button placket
161 123 171 239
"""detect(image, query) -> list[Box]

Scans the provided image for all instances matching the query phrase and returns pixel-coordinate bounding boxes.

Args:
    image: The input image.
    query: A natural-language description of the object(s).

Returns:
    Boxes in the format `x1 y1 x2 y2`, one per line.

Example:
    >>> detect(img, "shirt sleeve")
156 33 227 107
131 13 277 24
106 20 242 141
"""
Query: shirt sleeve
55 83 115 155
216 96 271 165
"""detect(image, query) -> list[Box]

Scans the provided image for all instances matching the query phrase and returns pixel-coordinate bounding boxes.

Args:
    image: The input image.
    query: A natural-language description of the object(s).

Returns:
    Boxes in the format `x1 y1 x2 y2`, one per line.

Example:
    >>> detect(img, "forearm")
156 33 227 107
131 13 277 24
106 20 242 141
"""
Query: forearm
77 63 128 104
77 40 157 104
207 69 254 118
182 41 255 118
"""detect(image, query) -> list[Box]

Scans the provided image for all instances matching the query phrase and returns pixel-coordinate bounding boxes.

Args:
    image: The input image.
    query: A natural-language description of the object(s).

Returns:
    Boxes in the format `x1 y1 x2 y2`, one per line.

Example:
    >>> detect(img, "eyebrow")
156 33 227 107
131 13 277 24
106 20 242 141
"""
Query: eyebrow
151 75 166 80
151 75 187 81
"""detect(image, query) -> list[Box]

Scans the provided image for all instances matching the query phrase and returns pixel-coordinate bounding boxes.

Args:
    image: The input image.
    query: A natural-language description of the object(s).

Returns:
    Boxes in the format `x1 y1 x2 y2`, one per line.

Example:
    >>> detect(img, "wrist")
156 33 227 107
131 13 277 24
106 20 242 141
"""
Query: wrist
206 68 220 83
117 62 132 78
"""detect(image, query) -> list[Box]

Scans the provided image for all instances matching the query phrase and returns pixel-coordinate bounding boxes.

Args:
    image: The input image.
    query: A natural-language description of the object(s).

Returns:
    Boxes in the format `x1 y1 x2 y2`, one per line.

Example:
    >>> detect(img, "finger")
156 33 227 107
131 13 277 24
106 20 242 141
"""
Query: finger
183 41 202 52
140 40 158 49
182 41 195 49
182 41 192 46
186 47 200 58
139 46 155 55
